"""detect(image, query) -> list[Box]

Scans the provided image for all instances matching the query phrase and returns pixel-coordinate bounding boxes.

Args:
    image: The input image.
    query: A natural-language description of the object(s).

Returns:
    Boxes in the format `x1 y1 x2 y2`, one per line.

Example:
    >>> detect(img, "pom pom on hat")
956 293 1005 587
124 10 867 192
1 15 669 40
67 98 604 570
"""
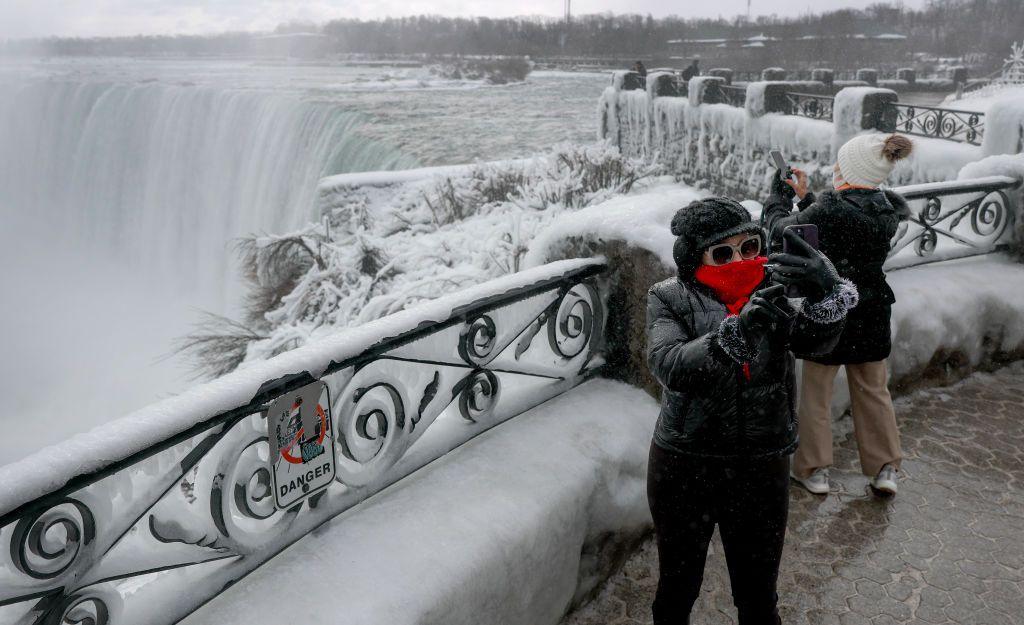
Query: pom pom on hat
837 133 913 187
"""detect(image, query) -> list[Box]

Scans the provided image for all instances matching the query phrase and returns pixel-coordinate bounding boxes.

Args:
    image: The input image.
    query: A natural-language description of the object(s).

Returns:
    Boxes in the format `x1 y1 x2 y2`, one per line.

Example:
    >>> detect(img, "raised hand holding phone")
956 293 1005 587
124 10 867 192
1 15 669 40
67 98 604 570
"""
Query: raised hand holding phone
769 150 810 200
768 227 839 301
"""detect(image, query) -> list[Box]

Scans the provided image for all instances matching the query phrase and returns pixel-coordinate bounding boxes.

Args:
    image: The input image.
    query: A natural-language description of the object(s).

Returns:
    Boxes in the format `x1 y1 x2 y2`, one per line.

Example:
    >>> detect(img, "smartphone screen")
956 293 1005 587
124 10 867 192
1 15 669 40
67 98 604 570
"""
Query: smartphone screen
781 224 820 297
783 224 819 251
769 150 788 172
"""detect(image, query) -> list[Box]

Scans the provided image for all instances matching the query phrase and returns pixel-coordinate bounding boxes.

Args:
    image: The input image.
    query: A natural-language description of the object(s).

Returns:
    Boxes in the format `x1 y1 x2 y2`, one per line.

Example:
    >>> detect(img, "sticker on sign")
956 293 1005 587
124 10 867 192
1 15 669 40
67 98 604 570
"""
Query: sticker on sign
268 380 337 509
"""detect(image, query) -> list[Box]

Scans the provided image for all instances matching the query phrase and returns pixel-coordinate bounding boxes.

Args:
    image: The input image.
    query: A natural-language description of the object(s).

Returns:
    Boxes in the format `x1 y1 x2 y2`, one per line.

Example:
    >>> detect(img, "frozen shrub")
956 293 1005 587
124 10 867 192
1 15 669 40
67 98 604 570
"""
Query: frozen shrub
180 143 658 377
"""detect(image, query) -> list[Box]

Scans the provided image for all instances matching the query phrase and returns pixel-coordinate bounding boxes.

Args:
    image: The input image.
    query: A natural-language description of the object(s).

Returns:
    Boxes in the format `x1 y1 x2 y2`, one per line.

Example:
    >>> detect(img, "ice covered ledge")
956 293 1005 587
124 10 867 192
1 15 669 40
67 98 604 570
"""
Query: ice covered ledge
183 379 658 625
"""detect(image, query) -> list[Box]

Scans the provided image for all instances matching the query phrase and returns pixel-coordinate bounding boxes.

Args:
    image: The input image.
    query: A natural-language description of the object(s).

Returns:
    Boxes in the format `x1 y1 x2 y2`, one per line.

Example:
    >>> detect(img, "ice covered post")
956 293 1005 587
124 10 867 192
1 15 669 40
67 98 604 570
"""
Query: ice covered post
896 68 916 86
708 68 734 85
690 75 727 106
980 98 1024 157
762 67 787 81
812 68 835 89
830 86 899 156
950 66 968 87
649 71 683 98
745 81 793 117
856 68 879 86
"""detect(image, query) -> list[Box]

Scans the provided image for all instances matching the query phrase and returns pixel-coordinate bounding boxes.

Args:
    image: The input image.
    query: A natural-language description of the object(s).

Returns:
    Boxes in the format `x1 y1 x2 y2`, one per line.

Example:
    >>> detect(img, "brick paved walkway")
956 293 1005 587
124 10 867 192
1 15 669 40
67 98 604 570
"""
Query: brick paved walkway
563 363 1024 625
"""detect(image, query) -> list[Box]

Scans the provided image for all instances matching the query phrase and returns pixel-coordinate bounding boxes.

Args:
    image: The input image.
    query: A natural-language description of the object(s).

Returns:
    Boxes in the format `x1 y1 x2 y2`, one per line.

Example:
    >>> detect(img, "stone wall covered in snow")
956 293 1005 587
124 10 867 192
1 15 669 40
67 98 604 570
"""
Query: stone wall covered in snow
599 78 1024 198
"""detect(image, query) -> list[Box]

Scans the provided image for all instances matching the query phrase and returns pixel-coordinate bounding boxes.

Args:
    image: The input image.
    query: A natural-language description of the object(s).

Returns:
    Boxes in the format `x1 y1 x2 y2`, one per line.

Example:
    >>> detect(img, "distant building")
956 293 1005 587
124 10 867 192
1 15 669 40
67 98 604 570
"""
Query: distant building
667 32 908 70
252 32 328 59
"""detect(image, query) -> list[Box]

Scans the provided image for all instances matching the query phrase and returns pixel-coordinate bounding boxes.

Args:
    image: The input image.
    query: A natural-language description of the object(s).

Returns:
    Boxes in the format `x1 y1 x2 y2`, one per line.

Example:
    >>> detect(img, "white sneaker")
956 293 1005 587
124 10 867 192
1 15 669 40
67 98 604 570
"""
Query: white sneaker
871 464 899 496
791 468 830 494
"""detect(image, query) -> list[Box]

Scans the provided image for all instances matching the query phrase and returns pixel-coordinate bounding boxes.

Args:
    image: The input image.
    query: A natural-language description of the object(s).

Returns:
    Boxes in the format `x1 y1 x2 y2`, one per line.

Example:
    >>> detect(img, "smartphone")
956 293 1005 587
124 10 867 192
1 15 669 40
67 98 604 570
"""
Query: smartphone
781 224 820 297
769 150 793 181
783 224 819 252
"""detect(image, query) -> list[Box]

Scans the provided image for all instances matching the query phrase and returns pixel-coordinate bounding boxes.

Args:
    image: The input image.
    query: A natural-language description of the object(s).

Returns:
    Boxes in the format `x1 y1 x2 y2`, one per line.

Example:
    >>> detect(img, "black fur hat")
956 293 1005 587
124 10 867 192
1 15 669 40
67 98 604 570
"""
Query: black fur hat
671 196 764 278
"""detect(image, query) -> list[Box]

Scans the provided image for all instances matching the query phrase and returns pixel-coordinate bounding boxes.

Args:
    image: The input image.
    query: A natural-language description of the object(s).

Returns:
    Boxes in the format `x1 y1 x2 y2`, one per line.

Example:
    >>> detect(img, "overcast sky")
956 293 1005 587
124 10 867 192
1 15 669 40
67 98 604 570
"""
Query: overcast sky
2 0 926 40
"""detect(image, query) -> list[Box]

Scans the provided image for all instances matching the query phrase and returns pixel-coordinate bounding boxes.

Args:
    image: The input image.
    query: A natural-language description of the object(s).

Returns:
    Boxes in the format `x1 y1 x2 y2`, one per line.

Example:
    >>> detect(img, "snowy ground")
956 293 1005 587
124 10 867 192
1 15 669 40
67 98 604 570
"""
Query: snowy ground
182 378 659 625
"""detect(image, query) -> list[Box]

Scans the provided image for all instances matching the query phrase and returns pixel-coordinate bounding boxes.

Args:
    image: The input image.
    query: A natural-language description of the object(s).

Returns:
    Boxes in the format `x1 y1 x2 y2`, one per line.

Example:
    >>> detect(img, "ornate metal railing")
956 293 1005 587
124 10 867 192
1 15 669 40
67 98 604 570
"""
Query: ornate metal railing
886 176 1021 270
714 84 748 108
783 92 835 121
0 259 607 625
885 102 985 145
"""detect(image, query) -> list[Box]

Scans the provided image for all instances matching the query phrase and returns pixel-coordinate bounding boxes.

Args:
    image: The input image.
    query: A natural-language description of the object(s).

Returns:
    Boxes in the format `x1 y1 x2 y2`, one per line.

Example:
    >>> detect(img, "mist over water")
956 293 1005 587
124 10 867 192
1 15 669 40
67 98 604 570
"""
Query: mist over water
0 58 604 464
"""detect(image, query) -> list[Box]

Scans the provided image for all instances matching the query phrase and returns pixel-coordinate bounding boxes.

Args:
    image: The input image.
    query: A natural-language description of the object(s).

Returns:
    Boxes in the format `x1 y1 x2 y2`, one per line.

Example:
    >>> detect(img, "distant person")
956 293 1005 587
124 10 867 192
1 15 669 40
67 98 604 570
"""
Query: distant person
632 60 648 78
761 134 913 497
680 58 700 81
646 197 856 624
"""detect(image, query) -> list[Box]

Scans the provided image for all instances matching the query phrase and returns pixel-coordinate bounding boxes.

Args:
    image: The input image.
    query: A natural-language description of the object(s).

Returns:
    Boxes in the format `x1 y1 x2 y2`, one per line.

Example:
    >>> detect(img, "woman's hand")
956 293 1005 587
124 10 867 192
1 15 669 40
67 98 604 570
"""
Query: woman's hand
767 230 840 301
786 168 809 200
739 284 797 340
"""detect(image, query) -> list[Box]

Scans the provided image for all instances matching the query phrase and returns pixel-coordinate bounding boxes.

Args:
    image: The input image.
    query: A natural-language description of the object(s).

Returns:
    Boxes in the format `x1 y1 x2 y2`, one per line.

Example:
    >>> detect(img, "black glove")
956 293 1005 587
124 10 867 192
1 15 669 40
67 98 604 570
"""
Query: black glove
771 168 796 202
767 229 840 301
739 284 797 342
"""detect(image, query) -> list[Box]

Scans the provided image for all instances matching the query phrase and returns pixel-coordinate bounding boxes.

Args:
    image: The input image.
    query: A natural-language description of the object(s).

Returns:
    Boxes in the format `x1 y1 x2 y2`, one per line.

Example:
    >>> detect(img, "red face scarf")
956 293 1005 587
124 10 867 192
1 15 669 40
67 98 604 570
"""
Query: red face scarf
694 256 767 315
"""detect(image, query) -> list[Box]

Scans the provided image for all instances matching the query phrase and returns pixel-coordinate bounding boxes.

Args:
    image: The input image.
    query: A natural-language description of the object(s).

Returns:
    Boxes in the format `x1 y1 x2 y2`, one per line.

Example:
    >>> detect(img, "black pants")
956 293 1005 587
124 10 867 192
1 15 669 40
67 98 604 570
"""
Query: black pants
647 442 790 625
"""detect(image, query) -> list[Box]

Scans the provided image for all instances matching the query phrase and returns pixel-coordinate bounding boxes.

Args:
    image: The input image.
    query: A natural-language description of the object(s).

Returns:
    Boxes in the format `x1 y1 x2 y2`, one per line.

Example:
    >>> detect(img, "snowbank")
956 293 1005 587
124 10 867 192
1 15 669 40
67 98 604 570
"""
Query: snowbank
891 135 981 185
183 379 659 625
523 184 704 270
958 152 1024 180
888 254 1024 381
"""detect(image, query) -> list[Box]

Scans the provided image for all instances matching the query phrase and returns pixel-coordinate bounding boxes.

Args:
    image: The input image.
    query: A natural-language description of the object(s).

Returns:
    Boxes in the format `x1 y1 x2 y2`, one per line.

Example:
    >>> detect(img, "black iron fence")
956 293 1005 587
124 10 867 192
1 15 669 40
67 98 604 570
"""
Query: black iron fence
714 84 748 108
782 92 835 121
712 85 988 146
883 103 985 146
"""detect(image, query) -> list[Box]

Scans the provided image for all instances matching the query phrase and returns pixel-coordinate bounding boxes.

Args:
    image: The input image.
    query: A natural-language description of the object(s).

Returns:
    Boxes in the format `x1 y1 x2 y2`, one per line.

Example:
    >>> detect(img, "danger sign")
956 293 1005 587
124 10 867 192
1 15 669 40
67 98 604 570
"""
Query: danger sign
268 380 336 510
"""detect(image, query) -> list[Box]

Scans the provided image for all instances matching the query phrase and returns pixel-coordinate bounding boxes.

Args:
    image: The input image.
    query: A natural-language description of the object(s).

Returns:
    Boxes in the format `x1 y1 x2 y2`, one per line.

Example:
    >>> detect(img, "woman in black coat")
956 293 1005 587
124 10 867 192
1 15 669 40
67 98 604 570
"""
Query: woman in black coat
646 196 858 625
760 133 912 497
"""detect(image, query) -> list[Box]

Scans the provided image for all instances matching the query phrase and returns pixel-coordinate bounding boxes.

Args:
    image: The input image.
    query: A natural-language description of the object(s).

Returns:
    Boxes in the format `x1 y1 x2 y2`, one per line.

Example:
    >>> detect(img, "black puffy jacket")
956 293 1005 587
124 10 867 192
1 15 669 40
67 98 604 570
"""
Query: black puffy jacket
646 278 846 459
761 188 910 364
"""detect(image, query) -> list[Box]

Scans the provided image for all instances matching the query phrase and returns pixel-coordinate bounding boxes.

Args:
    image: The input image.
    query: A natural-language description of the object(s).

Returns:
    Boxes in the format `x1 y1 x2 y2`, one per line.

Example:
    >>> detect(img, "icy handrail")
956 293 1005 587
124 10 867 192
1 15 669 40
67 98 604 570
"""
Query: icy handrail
885 175 1022 270
0 257 608 625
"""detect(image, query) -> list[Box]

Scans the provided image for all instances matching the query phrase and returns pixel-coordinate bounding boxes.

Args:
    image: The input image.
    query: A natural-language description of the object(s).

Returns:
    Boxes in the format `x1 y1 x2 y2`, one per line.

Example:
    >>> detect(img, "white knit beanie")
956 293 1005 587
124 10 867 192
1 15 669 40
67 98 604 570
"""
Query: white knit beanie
837 134 914 187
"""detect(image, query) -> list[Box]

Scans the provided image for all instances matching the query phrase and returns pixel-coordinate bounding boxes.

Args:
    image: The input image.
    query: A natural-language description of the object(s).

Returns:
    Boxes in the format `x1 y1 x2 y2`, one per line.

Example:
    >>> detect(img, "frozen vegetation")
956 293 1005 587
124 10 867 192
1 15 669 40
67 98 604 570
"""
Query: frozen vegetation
179 143 663 378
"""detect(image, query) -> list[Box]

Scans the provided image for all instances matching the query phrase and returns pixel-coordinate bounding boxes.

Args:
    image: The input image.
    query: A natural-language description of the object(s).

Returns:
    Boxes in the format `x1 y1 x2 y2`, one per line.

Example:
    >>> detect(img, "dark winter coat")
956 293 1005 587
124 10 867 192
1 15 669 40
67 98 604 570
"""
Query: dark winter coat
646 277 845 459
761 188 910 365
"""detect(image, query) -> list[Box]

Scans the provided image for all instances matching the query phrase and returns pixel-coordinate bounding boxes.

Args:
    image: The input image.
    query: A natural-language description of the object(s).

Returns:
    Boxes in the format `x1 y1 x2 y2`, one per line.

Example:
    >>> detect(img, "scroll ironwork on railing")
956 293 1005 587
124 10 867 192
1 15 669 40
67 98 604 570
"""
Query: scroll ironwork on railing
0 259 607 625
885 102 985 145
713 84 748 108
886 176 1021 270
783 92 835 121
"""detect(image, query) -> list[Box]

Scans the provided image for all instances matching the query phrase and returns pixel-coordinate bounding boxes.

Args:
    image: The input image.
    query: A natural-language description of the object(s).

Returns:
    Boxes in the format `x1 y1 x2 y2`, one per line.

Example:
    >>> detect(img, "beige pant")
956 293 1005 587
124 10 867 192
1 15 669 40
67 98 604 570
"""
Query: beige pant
793 359 902 479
